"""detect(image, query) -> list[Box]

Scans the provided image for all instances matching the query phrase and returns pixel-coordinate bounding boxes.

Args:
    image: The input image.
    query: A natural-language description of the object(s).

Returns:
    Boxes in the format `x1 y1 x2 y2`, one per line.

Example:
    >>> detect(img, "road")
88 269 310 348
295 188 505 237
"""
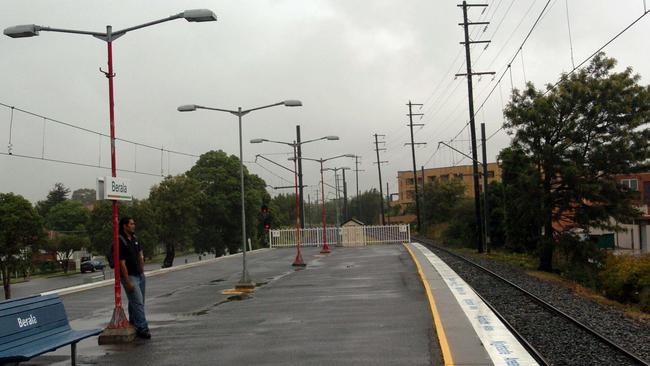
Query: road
7 253 209 299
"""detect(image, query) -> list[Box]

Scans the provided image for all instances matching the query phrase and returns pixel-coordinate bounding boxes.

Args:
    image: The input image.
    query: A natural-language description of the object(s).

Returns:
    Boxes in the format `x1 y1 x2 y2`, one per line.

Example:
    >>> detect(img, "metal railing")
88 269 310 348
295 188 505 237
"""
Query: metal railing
269 224 410 248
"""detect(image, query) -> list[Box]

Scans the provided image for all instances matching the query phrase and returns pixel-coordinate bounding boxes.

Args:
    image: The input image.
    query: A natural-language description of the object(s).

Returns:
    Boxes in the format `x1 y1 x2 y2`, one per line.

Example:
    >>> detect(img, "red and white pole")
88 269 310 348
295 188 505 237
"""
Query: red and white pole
292 144 305 266
320 160 330 254
105 26 129 329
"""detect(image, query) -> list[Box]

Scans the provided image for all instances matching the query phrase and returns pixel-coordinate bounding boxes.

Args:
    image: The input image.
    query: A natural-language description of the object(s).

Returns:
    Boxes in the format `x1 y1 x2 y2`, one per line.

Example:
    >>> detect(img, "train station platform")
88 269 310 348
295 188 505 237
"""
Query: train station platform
16 243 538 365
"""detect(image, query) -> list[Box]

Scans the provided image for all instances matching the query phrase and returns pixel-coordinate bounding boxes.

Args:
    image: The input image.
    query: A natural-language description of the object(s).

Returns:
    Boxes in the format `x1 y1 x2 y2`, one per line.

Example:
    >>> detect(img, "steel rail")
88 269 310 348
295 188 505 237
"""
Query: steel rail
414 236 650 366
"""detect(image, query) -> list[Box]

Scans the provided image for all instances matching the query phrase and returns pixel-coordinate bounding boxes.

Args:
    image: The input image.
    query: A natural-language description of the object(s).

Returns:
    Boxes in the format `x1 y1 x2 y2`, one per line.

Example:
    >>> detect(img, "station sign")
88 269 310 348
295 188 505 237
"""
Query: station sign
97 177 132 201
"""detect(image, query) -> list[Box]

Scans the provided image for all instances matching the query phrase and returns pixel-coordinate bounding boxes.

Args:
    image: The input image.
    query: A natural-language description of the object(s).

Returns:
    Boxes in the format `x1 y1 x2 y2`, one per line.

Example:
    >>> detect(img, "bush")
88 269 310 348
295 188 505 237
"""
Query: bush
598 253 650 305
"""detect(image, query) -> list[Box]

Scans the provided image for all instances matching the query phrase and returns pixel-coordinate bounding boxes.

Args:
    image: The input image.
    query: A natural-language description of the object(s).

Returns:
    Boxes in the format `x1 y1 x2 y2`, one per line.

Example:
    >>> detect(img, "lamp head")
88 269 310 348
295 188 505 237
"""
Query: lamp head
4 24 40 38
178 104 197 112
344 154 356 158
282 100 302 107
325 136 339 140
250 138 265 144
182 9 218 22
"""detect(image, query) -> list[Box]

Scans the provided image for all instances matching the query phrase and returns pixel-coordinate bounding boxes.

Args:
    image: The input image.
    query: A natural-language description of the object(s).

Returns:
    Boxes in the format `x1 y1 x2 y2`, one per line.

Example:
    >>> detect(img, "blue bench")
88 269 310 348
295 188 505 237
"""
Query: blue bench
0 294 102 365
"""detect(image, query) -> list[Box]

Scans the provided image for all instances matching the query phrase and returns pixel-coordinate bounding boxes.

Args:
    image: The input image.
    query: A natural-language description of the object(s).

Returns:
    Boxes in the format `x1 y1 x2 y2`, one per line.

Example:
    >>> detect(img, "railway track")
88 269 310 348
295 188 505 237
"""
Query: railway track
414 236 650 366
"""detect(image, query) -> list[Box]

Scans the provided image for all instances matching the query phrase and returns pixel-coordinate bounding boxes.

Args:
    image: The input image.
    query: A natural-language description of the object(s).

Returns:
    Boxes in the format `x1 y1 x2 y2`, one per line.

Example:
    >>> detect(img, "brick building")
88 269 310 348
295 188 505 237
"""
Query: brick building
395 163 502 211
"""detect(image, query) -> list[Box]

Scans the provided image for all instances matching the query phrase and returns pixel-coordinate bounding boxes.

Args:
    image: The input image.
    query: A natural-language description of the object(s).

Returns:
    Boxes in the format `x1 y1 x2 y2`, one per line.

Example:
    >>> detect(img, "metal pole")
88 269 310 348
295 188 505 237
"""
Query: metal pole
462 1 485 253
355 155 360 218
105 25 128 329
320 160 330 253
237 108 253 287
292 143 305 266
374 134 386 225
342 168 348 222
481 123 490 253
386 182 390 224
334 169 340 228
296 125 305 229
408 102 422 230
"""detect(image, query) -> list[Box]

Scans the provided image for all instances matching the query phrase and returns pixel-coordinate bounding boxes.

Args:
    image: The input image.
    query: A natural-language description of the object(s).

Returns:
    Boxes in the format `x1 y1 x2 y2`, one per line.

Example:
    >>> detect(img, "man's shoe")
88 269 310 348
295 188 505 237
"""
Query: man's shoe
136 330 151 339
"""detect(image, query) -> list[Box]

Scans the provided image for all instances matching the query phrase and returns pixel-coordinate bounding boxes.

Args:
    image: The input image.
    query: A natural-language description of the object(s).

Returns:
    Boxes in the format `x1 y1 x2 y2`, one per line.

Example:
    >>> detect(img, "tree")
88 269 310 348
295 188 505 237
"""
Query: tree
71 188 96 207
0 193 42 299
348 189 382 225
149 175 203 267
498 147 543 253
187 150 270 256
36 182 70 217
503 53 650 271
87 200 159 260
44 200 90 273
269 193 298 228
420 179 466 227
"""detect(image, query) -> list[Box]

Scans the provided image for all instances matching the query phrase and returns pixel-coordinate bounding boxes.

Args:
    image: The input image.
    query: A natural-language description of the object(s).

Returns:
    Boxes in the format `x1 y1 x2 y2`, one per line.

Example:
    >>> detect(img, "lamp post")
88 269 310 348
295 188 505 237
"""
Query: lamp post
4 10 217 335
178 100 302 288
251 136 338 267
302 154 355 253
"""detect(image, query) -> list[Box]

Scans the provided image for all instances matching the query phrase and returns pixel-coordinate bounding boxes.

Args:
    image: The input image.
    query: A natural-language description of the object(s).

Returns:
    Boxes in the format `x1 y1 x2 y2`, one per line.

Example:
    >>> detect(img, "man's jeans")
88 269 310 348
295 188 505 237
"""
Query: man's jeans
122 273 149 333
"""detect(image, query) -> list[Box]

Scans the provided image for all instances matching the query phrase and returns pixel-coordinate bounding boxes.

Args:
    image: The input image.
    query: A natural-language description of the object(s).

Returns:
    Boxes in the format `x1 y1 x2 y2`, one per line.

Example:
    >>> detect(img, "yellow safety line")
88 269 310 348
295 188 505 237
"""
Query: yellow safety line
404 243 454 366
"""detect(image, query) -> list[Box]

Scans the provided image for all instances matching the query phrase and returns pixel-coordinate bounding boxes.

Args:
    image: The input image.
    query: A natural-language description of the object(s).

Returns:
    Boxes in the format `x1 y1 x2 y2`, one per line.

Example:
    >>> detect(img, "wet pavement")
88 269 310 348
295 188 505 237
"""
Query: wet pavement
18 246 436 366
9 253 207 299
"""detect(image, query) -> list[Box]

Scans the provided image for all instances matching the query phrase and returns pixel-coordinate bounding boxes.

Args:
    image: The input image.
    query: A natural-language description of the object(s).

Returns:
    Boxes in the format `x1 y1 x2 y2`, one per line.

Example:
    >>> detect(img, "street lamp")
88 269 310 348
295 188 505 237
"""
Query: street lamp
251 135 339 267
178 100 302 288
301 154 355 253
4 10 217 337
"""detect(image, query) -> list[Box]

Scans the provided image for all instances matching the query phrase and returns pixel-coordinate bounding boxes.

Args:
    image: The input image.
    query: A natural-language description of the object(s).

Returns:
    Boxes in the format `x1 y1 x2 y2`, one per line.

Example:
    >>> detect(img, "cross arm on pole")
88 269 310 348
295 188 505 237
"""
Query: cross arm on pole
256 154 295 174
438 141 480 164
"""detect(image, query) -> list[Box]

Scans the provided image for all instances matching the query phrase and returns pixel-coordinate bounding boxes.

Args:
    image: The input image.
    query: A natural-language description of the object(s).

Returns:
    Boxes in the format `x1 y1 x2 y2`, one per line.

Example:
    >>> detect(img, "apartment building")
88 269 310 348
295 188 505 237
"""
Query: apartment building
395 163 502 211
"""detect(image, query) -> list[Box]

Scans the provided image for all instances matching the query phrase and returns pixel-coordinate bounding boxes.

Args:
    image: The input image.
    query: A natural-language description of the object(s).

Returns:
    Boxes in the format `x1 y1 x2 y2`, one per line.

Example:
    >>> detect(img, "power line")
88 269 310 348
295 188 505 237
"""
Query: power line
0 101 200 158
0 151 166 178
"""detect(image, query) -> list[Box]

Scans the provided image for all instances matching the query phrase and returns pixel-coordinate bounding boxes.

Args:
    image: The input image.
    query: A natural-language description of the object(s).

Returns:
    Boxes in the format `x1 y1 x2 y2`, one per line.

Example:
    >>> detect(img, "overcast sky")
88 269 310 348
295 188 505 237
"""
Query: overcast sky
1 1 649 203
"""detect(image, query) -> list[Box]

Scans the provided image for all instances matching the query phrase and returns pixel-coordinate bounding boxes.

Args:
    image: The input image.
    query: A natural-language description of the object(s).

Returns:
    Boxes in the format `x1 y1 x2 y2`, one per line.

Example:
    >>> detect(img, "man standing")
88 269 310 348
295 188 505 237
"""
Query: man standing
119 216 150 339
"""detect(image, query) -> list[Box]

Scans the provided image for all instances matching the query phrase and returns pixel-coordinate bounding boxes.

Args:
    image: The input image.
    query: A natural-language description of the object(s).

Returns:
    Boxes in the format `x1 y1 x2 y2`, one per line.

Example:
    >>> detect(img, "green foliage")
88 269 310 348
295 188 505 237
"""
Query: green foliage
86 200 159 259
0 193 43 299
503 53 650 271
71 188 96 206
45 200 89 232
498 147 543 253
46 233 89 273
149 175 203 264
36 182 70 217
187 150 270 255
348 189 382 225
556 233 605 288
269 193 298 228
421 179 465 227
442 198 477 248
598 253 650 305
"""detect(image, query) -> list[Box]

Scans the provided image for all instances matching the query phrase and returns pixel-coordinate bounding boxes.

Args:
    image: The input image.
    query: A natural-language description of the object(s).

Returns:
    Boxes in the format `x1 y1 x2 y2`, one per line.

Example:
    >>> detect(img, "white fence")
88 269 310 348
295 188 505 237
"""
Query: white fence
269 224 410 248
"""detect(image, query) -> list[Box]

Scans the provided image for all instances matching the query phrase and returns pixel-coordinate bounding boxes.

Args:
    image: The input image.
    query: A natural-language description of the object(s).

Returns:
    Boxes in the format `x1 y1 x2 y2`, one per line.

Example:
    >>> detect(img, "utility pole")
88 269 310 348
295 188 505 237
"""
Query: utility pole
406 101 426 230
457 1 494 253
342 168 349 221
296 125 305 229
481 123 490 253
386 182 390 224
354 155 364 218
373 134 388 225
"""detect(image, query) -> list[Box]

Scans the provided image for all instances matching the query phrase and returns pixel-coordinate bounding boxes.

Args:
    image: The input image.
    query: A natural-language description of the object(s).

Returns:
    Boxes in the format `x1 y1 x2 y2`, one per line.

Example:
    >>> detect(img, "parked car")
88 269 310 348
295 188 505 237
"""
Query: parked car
80 260 105 273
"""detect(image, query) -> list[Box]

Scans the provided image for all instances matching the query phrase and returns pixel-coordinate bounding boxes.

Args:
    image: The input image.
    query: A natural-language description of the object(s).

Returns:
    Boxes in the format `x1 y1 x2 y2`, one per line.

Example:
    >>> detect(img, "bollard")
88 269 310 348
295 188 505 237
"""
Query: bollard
185 259 188 264
199 255 202 261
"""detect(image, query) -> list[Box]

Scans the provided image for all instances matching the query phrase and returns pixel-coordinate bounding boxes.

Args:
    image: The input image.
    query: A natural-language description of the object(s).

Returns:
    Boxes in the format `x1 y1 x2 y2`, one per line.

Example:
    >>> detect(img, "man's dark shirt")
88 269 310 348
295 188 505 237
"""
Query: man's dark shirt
119 234 143 276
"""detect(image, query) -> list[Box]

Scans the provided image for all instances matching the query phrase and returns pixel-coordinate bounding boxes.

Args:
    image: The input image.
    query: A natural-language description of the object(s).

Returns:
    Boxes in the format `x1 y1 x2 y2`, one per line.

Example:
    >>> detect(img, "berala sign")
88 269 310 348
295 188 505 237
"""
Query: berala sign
17 314 38 328
97 177 132 201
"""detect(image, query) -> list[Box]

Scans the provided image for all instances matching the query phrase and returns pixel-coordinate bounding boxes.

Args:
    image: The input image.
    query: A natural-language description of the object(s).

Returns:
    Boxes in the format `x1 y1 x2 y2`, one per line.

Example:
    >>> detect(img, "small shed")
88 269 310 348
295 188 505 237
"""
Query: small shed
341 218 366 247
342 218 365 227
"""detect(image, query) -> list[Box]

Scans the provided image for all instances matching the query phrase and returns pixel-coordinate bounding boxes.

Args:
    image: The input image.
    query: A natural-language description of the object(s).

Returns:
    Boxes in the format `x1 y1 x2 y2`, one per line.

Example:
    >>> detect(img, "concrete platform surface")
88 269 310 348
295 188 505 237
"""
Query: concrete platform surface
20 245 439 366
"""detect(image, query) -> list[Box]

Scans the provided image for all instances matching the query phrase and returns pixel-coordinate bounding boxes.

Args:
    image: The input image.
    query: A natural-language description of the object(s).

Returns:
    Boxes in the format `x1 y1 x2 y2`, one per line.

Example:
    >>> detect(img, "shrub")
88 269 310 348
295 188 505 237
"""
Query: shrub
598 253 650 305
